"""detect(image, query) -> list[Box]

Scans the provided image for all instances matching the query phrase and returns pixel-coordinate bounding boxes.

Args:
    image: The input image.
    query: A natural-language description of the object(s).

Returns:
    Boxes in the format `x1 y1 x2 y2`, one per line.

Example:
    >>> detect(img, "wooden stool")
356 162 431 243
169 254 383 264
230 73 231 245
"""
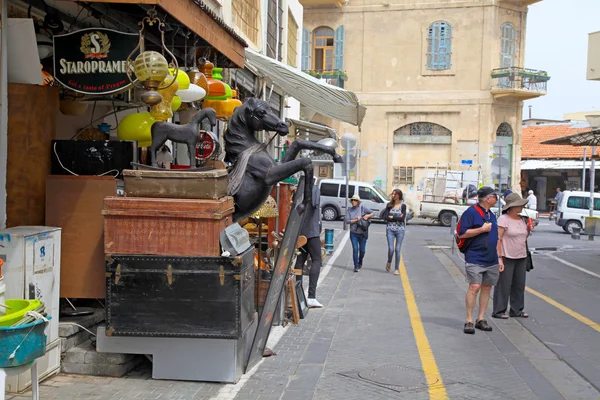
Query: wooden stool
1 361 39 400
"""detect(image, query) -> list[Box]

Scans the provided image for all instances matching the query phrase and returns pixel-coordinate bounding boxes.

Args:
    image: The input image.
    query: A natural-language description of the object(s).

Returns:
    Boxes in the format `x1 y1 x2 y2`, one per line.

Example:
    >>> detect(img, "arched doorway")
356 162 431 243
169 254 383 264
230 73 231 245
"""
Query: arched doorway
492 122 513 190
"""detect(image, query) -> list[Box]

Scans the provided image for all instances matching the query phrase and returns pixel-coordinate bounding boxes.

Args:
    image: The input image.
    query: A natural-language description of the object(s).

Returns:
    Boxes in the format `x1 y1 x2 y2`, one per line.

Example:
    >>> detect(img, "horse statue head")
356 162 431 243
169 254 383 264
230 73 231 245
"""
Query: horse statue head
225 98 288 164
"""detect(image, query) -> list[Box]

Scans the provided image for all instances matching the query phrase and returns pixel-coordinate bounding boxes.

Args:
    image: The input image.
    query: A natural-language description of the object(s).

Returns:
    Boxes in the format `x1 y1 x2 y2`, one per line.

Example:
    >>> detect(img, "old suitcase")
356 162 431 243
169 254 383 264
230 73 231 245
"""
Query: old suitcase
103 196 233 256
105 248 255 339
123 169 228 199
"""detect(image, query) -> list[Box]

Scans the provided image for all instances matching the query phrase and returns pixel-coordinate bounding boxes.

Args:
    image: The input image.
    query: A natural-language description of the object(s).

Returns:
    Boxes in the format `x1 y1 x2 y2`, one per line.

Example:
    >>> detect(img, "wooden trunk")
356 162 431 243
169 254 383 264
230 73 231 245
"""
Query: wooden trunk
105 248 255 339
46 175 117 299
123 169 228 200
7 84 59 227
103 196 234 257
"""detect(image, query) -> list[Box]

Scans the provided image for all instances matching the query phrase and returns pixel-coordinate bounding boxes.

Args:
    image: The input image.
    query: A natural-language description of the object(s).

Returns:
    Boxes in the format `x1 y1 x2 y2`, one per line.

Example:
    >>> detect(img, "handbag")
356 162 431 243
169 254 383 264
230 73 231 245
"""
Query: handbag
356 205 371 232
525 241 534 272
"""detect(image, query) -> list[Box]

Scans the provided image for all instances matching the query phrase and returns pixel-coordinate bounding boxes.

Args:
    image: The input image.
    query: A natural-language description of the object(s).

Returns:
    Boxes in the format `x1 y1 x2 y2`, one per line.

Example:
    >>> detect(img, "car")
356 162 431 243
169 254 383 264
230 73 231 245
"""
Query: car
555 190 600 234
318 179 413 222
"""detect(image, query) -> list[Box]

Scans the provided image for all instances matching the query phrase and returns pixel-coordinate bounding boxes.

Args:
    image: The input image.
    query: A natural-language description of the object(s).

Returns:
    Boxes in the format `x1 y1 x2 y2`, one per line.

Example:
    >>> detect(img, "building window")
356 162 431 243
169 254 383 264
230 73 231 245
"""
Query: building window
426 21 453 71
497 122 513 137
500 22 517 69
334 26 345 71
393 167 414 185
301 28 311 71
394 122 451 137
287 13 298 67
266 0 283 61
232 0 260 45
313 27 335 71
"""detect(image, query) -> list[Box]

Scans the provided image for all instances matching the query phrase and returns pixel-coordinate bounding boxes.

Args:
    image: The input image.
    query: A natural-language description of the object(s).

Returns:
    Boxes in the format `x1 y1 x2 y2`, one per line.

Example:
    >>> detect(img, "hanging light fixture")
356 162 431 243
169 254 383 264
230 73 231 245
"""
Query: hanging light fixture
126 8 179 106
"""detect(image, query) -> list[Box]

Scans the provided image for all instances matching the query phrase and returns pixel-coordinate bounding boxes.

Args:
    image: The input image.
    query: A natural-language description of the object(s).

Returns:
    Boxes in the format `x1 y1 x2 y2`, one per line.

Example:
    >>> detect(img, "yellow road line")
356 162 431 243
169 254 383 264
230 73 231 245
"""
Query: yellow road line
526 287 600 333
399 258 448 400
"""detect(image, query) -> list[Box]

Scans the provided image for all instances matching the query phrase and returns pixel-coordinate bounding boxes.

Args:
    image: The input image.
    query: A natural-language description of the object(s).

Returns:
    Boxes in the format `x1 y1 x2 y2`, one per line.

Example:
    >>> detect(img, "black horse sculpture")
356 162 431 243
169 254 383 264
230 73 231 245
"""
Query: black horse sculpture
225 98 344 222
150 108 218 167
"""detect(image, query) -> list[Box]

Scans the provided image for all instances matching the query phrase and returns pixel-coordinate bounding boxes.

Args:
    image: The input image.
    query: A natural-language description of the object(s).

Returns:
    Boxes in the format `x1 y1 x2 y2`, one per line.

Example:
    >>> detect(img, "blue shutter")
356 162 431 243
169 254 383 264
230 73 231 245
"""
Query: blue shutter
334 25 345 71
426 21 452 71
301 28 311 70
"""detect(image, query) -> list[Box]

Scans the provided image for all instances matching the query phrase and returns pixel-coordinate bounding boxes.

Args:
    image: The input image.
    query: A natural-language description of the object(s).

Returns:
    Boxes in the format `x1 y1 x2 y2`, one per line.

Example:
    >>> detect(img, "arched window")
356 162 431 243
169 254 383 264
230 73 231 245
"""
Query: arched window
394 122 452 137
496 122 513 137
426 21 453 71
393 122 452 144
313 27 335 71
500 23 517 69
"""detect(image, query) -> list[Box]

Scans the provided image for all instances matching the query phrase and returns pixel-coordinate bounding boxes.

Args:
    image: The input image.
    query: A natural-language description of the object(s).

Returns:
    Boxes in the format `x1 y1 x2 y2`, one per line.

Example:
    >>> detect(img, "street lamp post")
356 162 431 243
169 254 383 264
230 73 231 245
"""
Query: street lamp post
341 133 356 231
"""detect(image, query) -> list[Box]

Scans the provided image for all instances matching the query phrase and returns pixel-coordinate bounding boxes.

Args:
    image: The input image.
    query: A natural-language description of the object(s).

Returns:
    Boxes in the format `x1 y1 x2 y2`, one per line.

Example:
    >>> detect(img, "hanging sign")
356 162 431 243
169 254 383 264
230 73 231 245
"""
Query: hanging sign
53 28 139 95
195 130 221 161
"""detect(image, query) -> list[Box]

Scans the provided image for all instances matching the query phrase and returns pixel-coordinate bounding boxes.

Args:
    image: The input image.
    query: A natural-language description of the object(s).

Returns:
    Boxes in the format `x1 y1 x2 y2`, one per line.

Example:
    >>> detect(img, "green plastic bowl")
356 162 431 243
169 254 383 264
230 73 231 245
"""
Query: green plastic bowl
0 299 42 327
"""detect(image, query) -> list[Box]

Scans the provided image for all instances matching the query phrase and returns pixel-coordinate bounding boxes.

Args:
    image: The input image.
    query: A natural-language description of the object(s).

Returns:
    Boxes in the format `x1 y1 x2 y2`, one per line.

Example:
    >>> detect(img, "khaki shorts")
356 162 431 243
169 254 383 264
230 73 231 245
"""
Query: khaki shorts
465 263 500 285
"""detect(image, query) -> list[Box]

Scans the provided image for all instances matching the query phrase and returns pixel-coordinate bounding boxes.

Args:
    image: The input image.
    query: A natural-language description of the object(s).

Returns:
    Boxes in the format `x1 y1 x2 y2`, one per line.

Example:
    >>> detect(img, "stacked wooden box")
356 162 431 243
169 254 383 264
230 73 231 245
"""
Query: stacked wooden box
102 169 255 339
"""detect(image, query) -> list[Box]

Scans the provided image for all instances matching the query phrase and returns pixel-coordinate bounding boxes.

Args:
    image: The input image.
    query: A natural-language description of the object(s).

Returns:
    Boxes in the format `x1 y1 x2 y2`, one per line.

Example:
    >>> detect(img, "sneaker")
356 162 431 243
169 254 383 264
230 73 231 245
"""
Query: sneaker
464 322 475 334
354 268 359 273
307 298 323 308
475 319 492 332
393 270 399 276
358 264 362 270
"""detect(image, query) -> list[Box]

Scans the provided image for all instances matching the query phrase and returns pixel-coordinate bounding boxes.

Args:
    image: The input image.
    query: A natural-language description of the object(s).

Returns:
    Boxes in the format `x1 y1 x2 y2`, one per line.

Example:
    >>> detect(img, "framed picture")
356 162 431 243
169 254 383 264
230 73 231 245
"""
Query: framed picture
295 280 309 319
318 165 328 177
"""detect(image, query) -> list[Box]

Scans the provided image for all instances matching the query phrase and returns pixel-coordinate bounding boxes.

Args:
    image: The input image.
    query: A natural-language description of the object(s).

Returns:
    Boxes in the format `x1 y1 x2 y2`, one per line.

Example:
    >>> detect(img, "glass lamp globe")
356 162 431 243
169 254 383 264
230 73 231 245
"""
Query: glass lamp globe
133 51 170 105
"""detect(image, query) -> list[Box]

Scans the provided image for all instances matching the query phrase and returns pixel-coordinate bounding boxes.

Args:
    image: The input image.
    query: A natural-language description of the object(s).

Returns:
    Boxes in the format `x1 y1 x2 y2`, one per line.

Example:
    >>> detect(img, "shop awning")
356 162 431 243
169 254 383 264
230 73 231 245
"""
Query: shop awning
286 118 338 140
245 50 366 127
520 159 589 170
541 128 600 146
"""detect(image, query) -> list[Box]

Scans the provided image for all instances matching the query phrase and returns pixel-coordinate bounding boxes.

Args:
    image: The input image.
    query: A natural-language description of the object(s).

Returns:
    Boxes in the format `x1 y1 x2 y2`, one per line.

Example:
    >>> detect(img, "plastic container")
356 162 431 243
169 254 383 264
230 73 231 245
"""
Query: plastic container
324 229 335 254
0 276 5 317
0 299 42 327
0 317 50 368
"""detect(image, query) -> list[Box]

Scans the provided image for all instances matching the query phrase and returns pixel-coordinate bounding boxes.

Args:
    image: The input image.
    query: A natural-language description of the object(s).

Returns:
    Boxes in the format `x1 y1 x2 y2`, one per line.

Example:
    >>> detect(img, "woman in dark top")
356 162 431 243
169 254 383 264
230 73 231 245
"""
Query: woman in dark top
380 189 407 276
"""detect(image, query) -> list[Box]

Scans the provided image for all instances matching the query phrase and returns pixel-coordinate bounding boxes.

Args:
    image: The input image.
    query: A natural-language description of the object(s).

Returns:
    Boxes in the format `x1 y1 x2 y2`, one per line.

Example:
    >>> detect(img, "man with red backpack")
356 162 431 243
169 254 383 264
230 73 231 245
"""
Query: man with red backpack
456 186 500 335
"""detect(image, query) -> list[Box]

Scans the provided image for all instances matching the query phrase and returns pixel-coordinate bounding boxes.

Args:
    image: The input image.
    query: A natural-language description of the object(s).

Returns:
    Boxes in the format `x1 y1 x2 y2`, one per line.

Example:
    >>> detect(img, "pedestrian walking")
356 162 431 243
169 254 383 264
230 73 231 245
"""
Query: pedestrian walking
379 189 407 276
526 190 537 210
345 194 374 273
457 186 500 334
294 184 324 308
493 193 532 319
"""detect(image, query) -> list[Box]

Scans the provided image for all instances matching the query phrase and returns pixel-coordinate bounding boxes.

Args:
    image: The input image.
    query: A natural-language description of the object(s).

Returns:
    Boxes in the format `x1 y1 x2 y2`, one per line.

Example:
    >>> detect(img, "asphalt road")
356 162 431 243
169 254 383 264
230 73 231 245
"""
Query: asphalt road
324 216 600 393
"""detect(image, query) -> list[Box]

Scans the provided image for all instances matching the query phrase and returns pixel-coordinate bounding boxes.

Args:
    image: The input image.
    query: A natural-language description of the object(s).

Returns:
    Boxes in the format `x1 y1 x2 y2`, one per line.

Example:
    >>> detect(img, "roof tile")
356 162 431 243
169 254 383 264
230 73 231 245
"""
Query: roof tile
521 125 598 159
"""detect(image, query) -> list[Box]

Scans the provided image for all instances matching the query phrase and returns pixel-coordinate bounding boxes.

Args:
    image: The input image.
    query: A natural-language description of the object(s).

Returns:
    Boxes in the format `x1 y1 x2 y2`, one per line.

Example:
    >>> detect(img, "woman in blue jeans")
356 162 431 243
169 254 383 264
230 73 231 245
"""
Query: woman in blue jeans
345 194 374 273
379 189 407 276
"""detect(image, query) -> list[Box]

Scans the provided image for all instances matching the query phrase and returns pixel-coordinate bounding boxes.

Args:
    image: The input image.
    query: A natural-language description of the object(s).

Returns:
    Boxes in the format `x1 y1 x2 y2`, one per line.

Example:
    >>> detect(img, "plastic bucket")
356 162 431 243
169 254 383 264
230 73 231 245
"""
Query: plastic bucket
0 317 50 368
0 277 4 317
0 299 42 327
324 229 334 254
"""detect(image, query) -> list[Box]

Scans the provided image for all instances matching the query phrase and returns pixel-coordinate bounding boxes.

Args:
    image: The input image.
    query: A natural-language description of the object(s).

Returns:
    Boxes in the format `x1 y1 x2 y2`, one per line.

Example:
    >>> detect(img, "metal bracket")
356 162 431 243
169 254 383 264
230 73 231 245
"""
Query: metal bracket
115 264 121 285
219 265 225 285
167 264 173 286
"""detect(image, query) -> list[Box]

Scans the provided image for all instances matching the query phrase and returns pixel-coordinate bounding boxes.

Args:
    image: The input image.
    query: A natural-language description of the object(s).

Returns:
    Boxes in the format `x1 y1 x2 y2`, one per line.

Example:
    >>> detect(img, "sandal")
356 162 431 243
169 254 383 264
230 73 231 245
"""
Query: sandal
464 322 475 334
510 312 529 318
475 319 492 332
386 263 391 272
492 313 509 319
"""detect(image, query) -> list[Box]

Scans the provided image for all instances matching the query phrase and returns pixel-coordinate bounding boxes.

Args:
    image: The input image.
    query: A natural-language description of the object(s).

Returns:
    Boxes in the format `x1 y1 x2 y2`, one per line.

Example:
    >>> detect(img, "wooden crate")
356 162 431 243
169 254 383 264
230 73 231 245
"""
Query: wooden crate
103 196 234 257
123 169 228 200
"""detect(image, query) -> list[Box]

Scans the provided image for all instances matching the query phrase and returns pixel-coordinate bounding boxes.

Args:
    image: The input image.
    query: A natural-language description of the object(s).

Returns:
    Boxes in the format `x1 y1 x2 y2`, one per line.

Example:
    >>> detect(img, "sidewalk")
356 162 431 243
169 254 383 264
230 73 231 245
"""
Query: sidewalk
232 225 599 400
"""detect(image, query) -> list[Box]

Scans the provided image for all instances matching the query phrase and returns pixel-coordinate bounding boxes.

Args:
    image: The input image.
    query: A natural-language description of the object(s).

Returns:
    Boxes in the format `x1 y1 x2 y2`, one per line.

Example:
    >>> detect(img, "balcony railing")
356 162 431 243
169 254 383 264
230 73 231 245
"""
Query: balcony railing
491 67 550 100
304 70 347 88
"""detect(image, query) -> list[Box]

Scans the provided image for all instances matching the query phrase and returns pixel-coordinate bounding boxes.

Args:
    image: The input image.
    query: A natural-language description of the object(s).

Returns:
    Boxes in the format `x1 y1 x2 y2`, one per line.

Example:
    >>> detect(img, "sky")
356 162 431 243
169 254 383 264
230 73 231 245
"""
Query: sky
524 0 600 120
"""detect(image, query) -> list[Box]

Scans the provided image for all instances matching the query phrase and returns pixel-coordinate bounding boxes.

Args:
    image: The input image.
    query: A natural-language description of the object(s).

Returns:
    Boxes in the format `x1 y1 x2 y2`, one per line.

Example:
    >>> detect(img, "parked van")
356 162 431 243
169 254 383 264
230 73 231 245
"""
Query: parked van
318 179 413 221
555 190 600 233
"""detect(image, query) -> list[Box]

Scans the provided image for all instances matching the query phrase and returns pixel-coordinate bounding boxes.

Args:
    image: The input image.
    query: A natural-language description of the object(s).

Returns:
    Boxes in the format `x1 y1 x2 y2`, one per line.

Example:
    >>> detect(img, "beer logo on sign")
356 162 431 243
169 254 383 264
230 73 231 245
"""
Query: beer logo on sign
80 32 111 60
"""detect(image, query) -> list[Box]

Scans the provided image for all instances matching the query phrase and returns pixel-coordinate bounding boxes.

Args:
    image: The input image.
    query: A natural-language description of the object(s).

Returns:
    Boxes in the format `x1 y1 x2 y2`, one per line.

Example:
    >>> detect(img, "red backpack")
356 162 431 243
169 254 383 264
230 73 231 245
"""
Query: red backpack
455 204 486 254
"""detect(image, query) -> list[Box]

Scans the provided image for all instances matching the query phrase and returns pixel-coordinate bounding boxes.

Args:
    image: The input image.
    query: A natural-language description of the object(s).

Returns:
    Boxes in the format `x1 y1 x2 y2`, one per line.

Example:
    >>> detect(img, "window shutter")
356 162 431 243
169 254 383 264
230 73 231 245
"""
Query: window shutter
334 25 345 71
301 28 311 70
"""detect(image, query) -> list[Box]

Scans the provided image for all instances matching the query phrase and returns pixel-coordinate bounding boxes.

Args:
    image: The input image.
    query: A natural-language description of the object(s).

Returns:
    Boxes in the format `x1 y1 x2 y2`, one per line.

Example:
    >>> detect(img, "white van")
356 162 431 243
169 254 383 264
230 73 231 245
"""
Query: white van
318 179 413 221
555 190 600 233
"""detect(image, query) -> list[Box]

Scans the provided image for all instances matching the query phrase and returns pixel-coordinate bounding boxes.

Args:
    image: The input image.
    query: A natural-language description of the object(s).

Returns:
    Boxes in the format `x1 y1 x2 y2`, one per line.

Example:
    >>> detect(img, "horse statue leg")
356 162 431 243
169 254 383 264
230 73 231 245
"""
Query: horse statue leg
264 158 315 213
281 138 344 164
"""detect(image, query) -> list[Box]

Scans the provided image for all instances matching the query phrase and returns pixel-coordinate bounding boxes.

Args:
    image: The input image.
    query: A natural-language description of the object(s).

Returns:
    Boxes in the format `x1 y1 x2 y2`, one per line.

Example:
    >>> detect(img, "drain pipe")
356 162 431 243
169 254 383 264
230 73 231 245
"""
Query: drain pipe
0 0 9 229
